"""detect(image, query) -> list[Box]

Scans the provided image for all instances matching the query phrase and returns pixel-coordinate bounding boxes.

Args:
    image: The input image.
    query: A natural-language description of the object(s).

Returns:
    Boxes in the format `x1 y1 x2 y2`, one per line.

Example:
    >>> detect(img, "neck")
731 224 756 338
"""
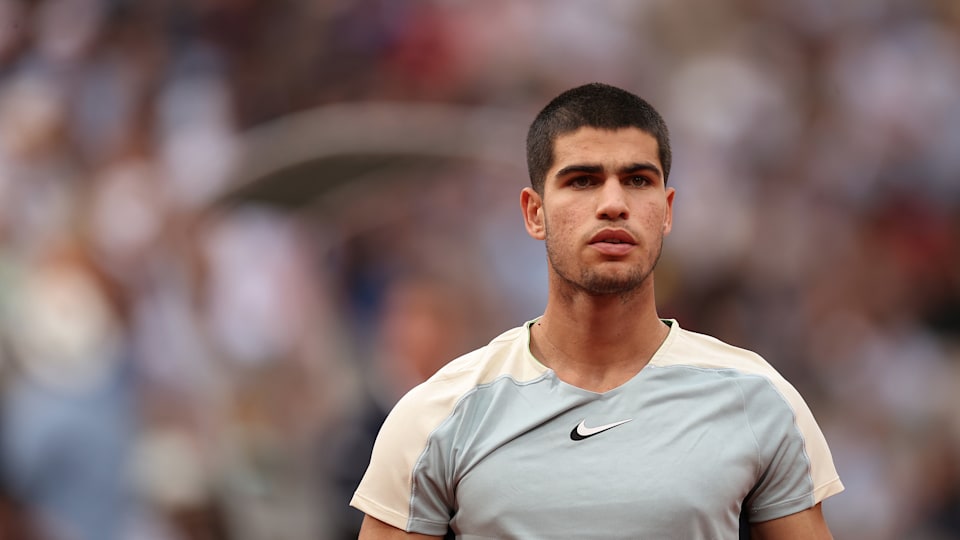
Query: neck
530 276 669 392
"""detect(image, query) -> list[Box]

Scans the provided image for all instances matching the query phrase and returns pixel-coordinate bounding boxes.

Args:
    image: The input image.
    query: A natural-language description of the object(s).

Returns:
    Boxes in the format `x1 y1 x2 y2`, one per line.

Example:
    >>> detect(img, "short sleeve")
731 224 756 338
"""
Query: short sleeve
738 376 844 522
349 384 456 535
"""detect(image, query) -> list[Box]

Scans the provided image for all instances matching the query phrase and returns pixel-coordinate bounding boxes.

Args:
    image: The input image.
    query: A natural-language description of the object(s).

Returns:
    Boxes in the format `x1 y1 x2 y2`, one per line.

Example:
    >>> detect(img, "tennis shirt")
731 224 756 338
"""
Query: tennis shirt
351 319 844 539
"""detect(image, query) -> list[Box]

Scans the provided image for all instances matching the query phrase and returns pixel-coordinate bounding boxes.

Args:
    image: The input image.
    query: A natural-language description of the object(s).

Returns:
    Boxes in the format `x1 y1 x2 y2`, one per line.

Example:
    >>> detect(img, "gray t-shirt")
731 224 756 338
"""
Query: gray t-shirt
351 319 843 539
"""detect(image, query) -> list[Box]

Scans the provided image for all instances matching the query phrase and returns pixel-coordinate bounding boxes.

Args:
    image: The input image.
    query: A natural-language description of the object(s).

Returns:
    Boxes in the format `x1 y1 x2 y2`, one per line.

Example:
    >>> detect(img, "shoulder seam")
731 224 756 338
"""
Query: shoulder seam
406 370 552 526
737 375 819 516
733 377 763 485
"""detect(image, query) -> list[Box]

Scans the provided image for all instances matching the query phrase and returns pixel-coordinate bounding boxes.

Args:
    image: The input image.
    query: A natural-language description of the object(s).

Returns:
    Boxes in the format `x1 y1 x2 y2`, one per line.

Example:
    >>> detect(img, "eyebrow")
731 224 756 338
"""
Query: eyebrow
555 162 662 180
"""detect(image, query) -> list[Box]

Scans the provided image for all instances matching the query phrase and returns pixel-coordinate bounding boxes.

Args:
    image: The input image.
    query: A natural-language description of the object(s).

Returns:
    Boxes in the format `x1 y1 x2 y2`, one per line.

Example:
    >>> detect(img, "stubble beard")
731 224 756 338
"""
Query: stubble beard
545 232 664 298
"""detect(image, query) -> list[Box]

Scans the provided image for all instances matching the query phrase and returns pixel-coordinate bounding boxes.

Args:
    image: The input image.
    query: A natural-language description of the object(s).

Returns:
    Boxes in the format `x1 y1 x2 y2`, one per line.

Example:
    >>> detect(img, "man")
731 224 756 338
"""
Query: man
350 83 844 539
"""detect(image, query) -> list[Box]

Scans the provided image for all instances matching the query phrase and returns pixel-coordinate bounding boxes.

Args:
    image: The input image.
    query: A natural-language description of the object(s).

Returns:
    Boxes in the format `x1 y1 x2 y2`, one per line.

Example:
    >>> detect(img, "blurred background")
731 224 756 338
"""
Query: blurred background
0 0 958 539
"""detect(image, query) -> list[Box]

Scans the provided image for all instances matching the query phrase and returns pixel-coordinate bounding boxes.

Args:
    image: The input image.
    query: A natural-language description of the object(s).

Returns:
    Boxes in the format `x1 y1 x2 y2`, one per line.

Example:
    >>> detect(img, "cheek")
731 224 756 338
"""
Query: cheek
639 200 668 230
544 208 578 242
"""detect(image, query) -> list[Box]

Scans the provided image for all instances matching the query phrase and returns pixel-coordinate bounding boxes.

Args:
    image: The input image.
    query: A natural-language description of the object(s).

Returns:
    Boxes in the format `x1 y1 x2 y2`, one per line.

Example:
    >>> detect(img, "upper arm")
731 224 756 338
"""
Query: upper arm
738 376 844 521
750 503 833 540
359 515 444 540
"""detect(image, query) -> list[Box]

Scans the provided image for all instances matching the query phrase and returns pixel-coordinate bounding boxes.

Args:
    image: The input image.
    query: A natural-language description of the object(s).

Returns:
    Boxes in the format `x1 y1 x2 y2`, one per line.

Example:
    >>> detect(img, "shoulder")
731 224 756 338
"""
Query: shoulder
654 322 777 376
385 322 549 438
653 322 804 399
424 323 546 388
653 322 811 419
654 322 844 515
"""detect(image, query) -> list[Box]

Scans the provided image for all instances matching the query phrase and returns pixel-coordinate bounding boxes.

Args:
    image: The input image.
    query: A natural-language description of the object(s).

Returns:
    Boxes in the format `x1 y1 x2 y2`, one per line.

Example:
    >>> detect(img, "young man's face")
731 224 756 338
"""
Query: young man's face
522 127 675 296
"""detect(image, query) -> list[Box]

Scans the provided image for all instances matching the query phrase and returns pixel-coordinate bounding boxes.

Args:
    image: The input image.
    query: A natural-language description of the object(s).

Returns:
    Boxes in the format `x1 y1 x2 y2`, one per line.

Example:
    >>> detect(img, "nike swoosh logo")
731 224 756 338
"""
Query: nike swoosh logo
570 418 632 441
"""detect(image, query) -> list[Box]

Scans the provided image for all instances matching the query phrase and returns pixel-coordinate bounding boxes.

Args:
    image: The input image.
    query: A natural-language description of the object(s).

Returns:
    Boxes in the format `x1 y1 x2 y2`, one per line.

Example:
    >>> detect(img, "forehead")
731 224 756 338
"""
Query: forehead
550 127 661 173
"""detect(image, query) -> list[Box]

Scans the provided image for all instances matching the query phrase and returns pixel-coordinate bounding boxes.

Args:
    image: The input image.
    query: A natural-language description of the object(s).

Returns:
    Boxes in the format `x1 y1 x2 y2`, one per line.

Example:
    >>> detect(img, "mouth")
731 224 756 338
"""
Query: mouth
589 230 636 245
588 229 637 256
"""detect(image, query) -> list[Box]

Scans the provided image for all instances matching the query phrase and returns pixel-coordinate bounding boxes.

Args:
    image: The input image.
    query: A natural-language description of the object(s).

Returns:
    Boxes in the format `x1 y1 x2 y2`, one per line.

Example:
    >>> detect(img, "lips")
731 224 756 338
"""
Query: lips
589 229 636 245
589 229 636 256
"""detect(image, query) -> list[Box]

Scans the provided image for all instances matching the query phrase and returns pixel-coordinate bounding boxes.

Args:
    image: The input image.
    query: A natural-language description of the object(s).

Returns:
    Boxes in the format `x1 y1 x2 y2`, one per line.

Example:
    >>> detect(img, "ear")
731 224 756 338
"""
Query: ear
663 186 676 235
520 187 545 240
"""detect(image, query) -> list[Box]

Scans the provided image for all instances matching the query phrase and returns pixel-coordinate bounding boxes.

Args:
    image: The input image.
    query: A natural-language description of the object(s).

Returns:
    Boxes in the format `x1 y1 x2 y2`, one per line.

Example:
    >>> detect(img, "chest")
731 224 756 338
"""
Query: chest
445 374 759 538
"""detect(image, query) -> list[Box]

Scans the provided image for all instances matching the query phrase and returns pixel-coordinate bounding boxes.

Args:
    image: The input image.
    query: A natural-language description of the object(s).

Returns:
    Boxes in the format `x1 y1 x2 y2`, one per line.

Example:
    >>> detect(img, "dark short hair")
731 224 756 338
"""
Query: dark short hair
526 83 671 193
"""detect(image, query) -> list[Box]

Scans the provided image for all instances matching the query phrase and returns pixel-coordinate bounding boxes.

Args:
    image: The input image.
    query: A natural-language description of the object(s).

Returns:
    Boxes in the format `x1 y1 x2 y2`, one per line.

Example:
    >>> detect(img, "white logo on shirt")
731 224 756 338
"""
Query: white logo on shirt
571 418 632 440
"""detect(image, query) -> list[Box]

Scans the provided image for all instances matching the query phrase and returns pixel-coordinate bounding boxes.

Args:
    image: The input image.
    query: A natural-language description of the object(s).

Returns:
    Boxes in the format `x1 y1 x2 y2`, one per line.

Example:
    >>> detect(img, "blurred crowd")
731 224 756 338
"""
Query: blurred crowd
0 0 959 539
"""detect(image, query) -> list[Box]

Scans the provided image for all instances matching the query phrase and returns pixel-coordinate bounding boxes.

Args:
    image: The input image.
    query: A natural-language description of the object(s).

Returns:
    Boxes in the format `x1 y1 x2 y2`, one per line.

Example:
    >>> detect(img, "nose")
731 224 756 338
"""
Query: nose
596 179 629 220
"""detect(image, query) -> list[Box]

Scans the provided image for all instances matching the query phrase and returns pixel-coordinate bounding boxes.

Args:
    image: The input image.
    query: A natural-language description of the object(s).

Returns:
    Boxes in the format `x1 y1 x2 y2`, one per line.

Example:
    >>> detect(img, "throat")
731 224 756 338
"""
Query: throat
529 319 667 393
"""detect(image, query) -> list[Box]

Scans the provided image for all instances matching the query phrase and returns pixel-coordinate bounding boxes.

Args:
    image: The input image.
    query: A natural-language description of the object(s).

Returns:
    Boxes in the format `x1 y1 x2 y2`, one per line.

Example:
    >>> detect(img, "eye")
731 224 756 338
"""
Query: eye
569 176 595 189
626 175 650 187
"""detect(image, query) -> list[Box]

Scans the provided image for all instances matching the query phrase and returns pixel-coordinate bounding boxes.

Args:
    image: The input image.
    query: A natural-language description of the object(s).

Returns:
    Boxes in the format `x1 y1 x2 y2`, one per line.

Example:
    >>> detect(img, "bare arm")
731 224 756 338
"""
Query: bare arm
750 503 833 540
358 515 444 540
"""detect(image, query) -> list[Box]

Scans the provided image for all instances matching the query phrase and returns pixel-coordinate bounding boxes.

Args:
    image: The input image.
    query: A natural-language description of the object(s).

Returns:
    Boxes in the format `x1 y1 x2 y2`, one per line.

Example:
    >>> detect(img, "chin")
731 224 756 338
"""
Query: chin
578 270 650 296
